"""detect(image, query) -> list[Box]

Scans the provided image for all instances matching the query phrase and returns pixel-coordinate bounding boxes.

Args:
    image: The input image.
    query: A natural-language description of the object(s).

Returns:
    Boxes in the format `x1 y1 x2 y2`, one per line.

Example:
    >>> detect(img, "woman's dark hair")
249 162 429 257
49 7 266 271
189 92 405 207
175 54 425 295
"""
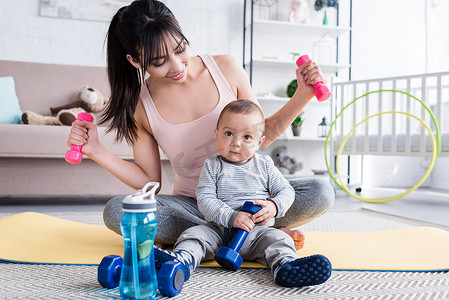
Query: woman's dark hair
102 0 188 144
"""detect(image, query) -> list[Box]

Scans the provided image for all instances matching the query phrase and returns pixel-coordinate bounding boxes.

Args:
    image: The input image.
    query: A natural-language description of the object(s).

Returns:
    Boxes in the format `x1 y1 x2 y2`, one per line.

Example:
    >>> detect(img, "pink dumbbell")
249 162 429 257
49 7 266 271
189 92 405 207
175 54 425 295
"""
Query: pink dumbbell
296 55 331 102
65 113 94 164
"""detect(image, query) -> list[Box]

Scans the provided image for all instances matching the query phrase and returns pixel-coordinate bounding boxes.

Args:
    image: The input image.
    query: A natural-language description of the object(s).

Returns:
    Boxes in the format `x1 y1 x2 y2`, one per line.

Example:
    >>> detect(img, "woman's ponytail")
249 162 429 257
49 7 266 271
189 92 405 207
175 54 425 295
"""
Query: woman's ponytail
102 6 140 145
101 0 187 145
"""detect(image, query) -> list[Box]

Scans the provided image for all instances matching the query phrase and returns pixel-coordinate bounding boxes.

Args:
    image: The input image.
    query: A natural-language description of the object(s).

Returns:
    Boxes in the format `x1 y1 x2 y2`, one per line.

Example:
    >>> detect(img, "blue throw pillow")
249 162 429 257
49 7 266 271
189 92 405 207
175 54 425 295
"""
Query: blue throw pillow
0 76 23 124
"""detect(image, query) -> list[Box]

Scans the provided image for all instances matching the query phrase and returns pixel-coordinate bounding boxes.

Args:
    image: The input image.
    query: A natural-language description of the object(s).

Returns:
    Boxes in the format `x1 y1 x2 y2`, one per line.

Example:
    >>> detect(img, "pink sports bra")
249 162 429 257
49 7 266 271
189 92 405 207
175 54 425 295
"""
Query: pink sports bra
140 54 237 197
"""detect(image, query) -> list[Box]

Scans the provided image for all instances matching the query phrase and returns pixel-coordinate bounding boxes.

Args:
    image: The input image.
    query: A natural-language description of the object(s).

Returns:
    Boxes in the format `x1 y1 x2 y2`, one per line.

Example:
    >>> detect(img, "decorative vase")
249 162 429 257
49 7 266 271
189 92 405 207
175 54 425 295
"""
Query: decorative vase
292 126 302 136
322 10 328 25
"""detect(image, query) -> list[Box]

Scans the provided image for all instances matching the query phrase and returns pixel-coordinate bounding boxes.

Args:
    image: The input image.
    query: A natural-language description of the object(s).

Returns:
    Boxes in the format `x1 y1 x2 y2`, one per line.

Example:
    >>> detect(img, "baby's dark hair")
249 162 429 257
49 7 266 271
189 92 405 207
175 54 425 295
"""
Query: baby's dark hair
217 100 265 131
102 0 188 144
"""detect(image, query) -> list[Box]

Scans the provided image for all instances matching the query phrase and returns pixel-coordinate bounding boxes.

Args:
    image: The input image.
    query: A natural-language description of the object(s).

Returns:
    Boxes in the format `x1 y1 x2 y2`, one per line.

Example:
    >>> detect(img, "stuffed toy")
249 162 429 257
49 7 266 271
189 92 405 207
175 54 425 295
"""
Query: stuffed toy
22 86 108 126
288 0 310 24
271 146 303 175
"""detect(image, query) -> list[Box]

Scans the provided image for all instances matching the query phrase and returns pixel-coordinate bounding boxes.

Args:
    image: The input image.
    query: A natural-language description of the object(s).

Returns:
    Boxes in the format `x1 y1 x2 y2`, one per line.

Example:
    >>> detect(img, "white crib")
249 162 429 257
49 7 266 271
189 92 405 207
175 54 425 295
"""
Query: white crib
329 71 449 188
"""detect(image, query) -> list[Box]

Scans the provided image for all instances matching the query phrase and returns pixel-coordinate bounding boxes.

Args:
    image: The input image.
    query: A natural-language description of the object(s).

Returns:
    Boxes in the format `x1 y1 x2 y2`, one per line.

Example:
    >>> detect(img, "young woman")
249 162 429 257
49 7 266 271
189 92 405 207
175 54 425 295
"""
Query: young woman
67 0 335 247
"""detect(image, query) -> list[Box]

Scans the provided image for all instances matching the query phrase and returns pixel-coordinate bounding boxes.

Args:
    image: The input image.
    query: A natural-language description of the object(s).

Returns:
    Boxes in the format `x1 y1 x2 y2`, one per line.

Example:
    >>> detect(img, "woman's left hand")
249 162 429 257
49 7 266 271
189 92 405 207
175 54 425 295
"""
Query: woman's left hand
302 60 326 85
252 200 277 226
294 59 326 99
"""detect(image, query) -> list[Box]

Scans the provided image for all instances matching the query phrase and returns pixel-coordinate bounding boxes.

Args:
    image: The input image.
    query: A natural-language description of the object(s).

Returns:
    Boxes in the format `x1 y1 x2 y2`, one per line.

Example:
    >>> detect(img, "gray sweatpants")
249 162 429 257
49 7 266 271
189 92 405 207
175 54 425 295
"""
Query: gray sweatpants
103 177 335 244
174 223 298 273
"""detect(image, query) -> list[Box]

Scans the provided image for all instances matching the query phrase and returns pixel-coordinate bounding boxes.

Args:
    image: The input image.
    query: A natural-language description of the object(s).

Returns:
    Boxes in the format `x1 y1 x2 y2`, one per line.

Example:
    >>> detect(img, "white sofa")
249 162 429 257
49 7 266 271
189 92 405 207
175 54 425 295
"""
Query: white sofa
0 60 173 197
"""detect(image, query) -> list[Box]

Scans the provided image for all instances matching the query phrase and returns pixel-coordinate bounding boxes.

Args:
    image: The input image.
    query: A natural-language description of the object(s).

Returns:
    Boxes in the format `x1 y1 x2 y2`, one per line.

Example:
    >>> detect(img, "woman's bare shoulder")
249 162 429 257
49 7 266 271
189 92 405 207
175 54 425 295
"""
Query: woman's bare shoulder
212 54 241 71
213 55 245 83
211 54 254 100
135 99 153 136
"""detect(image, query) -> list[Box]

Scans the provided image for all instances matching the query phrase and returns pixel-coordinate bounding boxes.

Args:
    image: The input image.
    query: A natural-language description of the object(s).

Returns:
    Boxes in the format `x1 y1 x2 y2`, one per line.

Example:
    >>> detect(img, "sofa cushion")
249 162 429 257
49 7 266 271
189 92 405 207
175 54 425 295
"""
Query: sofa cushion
0 124 133 159
0 60 110 115
0 76 23 124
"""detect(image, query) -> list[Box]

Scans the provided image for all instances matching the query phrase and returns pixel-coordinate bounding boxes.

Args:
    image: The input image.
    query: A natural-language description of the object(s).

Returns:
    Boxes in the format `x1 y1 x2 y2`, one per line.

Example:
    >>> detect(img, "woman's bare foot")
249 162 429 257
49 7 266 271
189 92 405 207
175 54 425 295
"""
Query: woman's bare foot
278 227 305 250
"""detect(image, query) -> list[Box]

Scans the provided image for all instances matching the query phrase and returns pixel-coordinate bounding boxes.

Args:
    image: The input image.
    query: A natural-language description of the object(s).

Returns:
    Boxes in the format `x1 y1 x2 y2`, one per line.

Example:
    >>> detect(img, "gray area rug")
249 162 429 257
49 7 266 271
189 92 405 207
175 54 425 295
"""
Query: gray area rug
1 209 448 299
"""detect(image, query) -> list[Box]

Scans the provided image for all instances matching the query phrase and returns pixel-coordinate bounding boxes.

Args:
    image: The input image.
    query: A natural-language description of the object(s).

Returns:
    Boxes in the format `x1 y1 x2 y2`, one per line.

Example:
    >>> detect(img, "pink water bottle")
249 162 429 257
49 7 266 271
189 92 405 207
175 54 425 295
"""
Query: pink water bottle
296 55 331 102
65 112 94 164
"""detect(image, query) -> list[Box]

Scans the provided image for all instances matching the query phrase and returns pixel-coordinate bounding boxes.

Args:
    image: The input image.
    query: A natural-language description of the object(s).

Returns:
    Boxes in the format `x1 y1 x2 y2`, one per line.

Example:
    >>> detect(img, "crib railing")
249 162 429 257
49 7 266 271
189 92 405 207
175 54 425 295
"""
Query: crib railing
330 71 449 156
328 72 449 186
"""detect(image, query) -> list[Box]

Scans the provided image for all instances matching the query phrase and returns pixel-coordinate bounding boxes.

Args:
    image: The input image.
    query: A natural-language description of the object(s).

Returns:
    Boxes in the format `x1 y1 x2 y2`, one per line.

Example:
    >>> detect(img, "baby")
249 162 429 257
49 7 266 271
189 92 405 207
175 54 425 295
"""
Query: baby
154 100 331 287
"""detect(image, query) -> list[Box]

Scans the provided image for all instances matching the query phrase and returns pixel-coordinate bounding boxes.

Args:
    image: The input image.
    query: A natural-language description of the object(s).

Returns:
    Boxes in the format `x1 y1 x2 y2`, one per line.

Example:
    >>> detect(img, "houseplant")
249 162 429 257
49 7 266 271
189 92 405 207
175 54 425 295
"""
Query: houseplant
291 111 304 136
286 79 298 98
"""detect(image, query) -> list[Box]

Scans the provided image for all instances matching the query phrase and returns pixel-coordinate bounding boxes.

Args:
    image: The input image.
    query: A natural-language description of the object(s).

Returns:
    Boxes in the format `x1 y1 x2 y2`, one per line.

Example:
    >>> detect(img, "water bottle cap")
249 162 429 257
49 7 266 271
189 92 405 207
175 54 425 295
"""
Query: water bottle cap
122 182 159 212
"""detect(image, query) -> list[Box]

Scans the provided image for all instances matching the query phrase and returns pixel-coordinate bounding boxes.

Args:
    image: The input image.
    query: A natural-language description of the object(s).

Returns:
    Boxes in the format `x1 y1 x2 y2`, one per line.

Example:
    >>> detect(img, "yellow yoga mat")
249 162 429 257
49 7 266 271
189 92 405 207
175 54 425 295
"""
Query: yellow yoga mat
1 212 449 271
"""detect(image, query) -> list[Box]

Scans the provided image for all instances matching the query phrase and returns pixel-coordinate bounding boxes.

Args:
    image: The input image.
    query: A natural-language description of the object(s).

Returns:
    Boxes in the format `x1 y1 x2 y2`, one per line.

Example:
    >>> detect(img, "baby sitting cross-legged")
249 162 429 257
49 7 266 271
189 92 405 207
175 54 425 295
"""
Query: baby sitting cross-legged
153 100 332 287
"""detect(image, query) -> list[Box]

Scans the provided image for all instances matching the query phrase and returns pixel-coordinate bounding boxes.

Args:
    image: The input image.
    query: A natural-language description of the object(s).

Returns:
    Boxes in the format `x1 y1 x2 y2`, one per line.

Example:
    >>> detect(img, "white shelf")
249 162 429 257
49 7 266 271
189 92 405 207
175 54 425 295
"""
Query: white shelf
257 96 331 106
247 19 351 37
277 135 326 142
246 58 350 73
276 125 328 142
244 10 346 173
257 96 289 103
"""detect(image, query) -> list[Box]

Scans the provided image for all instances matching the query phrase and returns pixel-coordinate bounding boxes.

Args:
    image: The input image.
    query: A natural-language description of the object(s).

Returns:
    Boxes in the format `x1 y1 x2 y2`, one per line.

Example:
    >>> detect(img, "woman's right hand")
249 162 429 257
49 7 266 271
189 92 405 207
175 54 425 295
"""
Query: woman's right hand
67 119 101 157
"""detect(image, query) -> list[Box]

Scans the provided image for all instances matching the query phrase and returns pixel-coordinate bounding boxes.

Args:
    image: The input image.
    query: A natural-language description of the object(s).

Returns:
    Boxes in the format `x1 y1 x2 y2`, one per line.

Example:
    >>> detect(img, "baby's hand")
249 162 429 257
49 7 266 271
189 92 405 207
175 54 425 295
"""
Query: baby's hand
252 200 277 226
233 211 254 232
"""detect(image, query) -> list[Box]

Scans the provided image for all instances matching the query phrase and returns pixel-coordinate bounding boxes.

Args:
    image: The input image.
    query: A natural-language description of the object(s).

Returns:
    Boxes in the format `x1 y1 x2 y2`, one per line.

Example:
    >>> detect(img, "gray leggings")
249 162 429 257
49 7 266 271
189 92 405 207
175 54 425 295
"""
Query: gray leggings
103 177 335 244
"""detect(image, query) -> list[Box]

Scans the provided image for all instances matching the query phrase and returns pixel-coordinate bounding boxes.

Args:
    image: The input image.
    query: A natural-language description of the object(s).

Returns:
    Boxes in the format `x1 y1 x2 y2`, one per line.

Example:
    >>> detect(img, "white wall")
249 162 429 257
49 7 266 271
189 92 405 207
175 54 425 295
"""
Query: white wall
0 0 243 66
351 0 449 79
351 0 426 79
167 0 243 59
0 0 109 66
4 1 445 80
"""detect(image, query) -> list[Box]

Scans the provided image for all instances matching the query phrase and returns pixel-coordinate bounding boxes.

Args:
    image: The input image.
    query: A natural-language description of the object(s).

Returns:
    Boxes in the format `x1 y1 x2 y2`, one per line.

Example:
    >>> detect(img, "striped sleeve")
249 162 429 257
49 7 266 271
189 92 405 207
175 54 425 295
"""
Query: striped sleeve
263 155 295 218
196 158 238 228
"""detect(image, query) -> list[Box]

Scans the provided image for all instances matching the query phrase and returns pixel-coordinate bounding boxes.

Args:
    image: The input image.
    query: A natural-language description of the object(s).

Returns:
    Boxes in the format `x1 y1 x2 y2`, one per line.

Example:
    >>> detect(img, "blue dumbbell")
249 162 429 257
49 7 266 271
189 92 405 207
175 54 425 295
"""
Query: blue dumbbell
98 254 185 297
214 201 262 271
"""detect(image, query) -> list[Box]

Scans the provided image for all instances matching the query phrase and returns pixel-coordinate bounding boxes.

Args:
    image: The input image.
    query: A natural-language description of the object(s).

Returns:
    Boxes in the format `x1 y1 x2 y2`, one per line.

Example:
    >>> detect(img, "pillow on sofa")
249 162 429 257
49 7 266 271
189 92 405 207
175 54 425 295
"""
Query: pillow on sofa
0 76 23 124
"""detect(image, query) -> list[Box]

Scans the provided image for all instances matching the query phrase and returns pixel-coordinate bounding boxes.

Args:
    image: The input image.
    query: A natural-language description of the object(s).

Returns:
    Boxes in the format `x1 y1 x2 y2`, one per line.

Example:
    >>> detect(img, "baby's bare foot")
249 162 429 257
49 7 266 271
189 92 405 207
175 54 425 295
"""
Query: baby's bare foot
279 227 305 250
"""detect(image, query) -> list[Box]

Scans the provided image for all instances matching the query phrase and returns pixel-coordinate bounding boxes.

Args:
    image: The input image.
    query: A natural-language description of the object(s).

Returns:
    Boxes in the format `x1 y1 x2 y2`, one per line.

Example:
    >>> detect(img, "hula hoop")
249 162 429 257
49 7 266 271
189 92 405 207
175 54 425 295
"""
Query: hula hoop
335 111 437 203
325 89 441 193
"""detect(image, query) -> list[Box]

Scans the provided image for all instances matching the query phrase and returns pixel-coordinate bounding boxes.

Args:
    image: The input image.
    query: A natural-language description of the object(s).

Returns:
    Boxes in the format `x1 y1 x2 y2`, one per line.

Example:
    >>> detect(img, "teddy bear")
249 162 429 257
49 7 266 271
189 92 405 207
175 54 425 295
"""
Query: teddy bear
21 86 108 126
271 146 303 175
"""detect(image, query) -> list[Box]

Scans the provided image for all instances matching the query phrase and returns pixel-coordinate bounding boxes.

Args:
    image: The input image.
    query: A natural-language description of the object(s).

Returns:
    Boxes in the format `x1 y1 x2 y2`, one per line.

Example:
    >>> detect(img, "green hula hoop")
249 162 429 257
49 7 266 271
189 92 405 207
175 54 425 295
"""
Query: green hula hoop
324 89 441 200
336 111 437 203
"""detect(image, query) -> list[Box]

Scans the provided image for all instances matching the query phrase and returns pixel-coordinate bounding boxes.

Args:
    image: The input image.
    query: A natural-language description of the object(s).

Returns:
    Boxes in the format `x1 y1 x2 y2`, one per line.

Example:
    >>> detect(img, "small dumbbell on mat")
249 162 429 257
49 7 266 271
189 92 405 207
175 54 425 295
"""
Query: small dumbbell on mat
98 254 185 297
214 201 262 271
